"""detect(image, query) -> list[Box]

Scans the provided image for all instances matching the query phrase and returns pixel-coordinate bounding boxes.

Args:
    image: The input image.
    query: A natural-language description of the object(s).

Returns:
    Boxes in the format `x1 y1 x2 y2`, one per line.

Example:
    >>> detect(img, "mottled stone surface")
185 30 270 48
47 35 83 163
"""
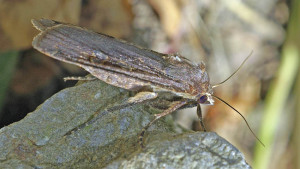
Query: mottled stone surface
0 80 251 168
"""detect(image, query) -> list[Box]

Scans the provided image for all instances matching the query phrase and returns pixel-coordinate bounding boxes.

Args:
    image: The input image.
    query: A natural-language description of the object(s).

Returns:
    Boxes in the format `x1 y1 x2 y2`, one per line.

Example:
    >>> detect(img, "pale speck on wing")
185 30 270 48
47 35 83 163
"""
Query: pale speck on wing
170 55 182 62
94 50 109 60
174 55 182 62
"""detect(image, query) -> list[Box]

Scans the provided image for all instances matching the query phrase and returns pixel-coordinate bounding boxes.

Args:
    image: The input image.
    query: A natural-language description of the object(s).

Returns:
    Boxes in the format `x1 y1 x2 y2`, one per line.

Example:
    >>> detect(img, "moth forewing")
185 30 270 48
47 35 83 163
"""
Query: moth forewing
32 19 212 99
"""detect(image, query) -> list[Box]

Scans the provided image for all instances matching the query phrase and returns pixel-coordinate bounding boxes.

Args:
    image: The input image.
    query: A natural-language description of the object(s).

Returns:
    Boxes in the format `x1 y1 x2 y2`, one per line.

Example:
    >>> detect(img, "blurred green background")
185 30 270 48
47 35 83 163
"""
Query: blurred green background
0 0 298 168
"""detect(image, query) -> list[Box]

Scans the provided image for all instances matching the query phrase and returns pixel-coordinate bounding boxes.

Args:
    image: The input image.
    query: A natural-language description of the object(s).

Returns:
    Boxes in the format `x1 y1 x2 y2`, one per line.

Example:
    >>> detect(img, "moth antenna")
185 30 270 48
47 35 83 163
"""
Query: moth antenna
211 95 265 147
212 51 253 88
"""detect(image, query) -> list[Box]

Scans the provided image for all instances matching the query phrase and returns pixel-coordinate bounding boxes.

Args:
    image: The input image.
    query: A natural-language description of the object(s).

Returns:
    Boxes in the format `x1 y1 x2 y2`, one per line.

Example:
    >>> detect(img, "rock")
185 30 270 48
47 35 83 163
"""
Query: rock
0 80 251 168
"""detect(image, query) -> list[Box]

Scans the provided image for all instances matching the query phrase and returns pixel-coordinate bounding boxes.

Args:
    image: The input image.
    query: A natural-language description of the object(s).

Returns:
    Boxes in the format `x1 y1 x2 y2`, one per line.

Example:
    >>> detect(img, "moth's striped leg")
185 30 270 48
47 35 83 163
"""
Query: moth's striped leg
197 104 207 132
139 100 188 148
63 76 97 82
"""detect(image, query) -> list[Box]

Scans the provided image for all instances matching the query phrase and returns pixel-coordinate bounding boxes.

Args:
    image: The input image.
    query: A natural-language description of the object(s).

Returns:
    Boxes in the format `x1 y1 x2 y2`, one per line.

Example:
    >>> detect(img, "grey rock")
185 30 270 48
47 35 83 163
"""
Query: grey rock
0 80 251 169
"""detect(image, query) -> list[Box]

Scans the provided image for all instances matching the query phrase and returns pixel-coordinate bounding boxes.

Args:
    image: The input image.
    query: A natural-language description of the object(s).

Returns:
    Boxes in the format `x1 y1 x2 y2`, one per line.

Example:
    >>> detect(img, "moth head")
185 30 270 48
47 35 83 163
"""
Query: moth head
198 93 214 105
200 52 264 147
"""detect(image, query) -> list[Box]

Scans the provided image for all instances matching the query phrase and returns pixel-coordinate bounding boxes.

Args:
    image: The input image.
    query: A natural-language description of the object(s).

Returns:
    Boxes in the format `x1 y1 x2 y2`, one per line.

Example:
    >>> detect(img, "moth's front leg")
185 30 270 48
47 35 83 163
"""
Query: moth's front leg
138 100 189 148
197 104 207 132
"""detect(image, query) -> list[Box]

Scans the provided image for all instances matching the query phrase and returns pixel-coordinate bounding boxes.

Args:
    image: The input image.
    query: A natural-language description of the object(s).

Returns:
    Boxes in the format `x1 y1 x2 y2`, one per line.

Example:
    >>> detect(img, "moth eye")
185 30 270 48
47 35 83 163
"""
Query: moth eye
199 95 208 104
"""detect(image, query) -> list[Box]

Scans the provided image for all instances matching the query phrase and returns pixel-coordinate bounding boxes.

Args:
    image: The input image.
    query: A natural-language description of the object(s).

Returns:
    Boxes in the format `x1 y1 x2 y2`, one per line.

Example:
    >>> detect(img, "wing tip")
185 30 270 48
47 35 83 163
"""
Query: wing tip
31 18 58 31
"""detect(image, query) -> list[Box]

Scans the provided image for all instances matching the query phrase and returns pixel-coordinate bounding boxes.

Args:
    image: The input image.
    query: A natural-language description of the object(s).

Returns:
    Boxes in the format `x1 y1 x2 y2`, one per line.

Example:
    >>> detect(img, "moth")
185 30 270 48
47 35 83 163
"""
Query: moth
31 19 263 147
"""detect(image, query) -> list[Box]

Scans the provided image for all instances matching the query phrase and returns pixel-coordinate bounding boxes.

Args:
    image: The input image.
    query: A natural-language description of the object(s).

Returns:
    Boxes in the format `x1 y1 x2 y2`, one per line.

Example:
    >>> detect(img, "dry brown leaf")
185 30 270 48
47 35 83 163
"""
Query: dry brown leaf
80 0 132 38
0 0 81 51
148 0 181 38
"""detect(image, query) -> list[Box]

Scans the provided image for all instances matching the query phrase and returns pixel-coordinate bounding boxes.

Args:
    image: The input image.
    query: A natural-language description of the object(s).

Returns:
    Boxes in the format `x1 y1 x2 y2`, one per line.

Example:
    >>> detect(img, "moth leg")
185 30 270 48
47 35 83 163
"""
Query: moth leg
63 76 97 82
127 92 158 104
197 104 207 132
138 100 188 148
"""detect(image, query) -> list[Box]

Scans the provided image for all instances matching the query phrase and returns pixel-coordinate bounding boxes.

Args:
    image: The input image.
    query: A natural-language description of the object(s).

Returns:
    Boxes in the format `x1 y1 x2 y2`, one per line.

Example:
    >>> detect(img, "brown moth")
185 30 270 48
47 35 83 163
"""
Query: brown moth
31 19 263 147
